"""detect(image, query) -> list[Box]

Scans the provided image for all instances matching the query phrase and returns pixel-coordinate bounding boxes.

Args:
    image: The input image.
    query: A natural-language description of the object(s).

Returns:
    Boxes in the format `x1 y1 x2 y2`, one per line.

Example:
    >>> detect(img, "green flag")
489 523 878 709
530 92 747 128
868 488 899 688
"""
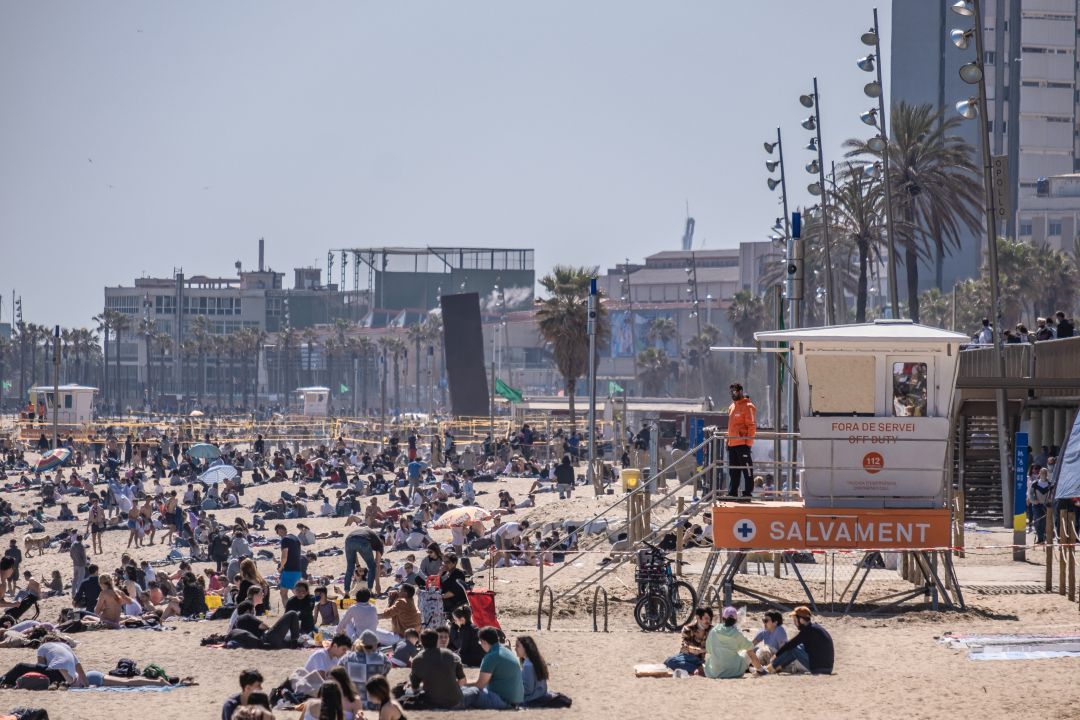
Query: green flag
494 378 524 403
339 383 350 394
0 380 9 390
608 381 625 394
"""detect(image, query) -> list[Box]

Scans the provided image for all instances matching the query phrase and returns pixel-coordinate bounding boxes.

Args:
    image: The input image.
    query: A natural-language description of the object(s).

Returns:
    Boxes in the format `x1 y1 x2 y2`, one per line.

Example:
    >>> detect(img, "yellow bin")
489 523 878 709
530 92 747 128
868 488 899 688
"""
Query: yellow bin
620 468 641 492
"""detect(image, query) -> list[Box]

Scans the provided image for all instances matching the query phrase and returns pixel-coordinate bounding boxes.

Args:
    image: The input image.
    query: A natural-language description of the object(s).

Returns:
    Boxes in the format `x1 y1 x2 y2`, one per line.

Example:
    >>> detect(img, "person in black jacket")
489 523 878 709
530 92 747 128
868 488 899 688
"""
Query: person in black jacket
449 605 485 667
767 605 833 675
1056 311 1075 338
74 564 101 612
555 455 575 499
179 572 209 617
283 580 316 634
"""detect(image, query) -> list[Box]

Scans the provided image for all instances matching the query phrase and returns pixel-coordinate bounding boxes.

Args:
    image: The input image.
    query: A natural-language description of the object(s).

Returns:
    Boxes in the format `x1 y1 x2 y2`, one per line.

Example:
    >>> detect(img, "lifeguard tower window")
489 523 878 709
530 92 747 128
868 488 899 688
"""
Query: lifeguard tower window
64 394 72 409
892 362 928 417
805 354 875 416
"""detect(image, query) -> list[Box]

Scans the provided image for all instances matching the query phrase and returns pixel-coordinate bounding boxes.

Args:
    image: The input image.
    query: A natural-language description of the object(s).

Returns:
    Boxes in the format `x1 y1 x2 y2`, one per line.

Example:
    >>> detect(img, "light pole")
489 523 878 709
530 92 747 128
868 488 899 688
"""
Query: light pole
858 9 900 317
802 79 836 325
685 255 705 396
950 0 1013 540
619 258 636 387
586 278 601 496
51 325 60 449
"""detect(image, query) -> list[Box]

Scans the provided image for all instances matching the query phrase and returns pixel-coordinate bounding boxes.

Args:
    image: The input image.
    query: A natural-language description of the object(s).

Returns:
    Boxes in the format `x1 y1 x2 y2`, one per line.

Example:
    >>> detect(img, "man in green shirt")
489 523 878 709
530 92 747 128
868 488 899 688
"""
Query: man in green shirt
704 606 766 679
460 626 523 709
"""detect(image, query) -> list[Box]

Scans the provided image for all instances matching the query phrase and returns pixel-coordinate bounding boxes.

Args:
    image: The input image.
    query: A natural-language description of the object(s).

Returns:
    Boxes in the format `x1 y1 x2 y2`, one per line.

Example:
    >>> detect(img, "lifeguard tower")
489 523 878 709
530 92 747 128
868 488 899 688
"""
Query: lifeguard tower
26 385 98 427
296 387 331 417
703 319 970 612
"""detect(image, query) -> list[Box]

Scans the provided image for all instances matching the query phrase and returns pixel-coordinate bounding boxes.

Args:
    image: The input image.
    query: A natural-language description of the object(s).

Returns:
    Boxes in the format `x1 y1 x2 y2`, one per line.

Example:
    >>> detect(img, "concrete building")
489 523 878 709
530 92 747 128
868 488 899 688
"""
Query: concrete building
1024 173 1080 248
891 0 1080 289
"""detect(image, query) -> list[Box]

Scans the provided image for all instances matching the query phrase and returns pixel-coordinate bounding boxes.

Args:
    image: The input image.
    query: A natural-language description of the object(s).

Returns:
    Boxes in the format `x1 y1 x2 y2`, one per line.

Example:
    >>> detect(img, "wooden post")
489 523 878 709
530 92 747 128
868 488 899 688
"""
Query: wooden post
675 496 685 577
955 489 966 559
1059 510 1068 597
1046 506 1055 592
1062 511 1071 604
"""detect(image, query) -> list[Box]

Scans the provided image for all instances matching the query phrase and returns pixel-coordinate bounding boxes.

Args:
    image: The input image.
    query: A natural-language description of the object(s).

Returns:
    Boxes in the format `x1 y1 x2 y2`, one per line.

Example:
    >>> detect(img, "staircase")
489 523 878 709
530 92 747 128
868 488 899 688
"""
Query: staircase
958 416 1003 523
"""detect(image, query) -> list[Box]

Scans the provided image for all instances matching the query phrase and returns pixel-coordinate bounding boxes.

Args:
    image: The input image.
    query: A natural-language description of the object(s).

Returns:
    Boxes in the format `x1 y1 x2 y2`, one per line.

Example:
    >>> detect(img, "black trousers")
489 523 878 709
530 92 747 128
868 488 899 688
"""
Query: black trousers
727 445 754 497
263 610 300 649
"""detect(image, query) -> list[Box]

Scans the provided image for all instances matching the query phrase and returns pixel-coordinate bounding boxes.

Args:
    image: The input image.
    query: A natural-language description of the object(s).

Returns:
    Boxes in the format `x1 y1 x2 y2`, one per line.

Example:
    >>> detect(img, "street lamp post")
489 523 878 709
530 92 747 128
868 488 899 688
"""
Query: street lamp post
951 0 1014 542
860 8 900 317
685 255 706 397
803 78 837 325
51 325 60 449
586 278 601 496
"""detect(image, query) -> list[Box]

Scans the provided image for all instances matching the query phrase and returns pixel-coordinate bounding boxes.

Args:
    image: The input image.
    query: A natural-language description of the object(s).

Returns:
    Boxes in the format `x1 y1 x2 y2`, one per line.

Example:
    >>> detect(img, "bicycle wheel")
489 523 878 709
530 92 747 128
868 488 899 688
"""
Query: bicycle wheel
634 592 671 632
665 580 699 630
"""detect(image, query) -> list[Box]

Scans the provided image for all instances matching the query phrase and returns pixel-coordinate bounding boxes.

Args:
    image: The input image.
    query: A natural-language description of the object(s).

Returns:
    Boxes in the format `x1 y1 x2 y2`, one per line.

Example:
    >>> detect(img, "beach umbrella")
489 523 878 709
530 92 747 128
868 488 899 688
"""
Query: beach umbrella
35 447 72 473
189 410 204 417
200 464 238 485
433 506 493 529
187 443 221 460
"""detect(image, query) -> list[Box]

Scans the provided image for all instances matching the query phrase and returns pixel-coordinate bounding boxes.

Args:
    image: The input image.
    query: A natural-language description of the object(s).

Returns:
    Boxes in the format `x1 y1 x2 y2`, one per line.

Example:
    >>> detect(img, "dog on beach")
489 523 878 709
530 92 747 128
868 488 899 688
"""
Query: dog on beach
23 533 50 557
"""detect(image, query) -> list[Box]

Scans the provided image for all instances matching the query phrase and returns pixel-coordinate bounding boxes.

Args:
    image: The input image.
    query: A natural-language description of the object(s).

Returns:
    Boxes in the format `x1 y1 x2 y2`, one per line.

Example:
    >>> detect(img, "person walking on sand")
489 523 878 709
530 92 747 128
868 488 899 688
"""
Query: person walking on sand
69 534 87 599
85 496 106 554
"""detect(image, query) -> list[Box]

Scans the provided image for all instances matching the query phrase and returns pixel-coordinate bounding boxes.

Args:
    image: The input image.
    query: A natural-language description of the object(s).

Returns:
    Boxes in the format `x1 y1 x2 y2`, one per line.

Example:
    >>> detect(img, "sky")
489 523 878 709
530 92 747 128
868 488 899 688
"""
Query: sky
0 0 892 330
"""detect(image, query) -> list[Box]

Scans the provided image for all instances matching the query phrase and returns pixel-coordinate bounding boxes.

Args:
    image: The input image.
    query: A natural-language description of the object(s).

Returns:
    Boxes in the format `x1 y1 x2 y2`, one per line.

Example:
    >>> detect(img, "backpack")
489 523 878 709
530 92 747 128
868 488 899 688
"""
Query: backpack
14 673 51 691
11 710 49 720
108 658 140 678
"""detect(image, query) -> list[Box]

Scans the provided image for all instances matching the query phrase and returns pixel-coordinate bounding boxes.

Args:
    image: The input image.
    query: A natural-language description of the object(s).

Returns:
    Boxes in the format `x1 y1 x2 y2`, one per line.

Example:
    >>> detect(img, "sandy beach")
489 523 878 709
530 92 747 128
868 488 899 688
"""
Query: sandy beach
2 459 1079 720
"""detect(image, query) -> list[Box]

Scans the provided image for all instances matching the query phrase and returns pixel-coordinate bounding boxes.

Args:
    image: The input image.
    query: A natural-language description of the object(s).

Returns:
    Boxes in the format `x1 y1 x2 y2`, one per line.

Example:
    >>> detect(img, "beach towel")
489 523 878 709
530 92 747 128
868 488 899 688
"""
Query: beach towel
69 685 185 693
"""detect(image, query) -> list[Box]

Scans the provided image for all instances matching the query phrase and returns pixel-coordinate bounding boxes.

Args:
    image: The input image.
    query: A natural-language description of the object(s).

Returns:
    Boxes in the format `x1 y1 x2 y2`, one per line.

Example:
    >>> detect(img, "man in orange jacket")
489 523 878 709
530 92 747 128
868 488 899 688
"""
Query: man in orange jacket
726 383 757 498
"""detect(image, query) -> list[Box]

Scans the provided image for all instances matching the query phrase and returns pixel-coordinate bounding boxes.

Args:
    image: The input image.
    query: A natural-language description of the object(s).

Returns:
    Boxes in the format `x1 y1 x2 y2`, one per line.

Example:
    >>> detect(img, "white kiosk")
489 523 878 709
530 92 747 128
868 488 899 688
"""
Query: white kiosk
296 386 331 417
28 385 98 426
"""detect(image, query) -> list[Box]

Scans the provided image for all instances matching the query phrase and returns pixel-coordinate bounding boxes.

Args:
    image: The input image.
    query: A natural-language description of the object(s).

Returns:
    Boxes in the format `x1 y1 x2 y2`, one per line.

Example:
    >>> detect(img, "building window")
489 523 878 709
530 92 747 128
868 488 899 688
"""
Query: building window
1019 221 1033 236
985 51 995 64
1050 221 1063 236
64 394 73 409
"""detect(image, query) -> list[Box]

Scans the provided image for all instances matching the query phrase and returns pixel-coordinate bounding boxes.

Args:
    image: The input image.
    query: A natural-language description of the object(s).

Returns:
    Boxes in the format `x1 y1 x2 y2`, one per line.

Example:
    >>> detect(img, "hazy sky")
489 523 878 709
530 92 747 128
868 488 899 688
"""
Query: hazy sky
0 0 892 329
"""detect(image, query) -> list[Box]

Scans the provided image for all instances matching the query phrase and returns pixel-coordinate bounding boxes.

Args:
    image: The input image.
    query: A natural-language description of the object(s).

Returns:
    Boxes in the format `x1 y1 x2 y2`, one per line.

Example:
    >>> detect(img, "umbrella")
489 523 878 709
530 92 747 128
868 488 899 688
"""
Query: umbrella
433 506 493 529
35 447 72 473
187 443 220 460
200 464 238 485
189 410 204 417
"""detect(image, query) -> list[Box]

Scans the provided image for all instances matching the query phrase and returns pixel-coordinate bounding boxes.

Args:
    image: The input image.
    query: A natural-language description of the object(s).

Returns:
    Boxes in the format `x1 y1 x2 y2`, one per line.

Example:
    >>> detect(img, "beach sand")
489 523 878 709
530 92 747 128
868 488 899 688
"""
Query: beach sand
2 461 1079 720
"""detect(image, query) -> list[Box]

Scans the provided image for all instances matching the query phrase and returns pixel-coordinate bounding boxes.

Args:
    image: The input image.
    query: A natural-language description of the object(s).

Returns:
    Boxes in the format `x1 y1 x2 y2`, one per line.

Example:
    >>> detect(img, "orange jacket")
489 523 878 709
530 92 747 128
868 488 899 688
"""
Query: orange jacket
727 397 757 446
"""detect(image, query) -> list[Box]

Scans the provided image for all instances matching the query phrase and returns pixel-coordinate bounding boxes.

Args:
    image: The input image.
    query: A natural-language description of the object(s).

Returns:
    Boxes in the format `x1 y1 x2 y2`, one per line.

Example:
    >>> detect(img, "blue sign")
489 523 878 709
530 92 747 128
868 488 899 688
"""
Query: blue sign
791 211 802 238
690 417 705 464
1014 432 1029 533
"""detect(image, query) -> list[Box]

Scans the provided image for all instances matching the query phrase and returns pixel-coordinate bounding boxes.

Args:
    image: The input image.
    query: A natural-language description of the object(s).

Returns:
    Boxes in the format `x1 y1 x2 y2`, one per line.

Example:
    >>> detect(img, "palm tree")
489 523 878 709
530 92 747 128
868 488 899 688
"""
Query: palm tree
636 347 672 396
349 336 376 415
406 322 426 411
301 328 318 386
645 316 678 351
110 313 131 413
151 330 172 405
422 314 444 412
93 313 111 407
917 288 951 330
845 102 982 321
535 265 610 426
189 315 212 406
828 164 886 322
277 325 298 400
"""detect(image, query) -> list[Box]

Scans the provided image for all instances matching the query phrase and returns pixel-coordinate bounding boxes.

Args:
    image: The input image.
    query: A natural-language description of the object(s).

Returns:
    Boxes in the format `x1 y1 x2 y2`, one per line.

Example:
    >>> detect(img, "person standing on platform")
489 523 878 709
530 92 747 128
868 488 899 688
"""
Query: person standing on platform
726 383 757 498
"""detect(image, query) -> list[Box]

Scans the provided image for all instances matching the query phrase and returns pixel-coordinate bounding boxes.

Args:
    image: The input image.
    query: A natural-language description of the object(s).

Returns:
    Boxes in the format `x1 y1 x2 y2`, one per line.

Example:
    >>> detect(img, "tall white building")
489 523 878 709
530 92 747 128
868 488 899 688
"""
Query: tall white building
892 0 1080 285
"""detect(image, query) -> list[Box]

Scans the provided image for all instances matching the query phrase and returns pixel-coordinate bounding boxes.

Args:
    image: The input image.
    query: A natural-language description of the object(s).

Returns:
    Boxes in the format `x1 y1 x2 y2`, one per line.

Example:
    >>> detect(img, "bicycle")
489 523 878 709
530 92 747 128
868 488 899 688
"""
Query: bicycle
633 541 698 632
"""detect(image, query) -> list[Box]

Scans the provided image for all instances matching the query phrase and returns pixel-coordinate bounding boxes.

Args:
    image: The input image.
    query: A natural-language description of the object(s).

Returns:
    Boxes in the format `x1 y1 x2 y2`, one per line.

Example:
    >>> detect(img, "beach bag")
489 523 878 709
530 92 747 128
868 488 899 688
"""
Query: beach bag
418 588 445 629
10 709 49 720
527 692 573 709
467 590 499 629
108 658 140 678
14 673 50 691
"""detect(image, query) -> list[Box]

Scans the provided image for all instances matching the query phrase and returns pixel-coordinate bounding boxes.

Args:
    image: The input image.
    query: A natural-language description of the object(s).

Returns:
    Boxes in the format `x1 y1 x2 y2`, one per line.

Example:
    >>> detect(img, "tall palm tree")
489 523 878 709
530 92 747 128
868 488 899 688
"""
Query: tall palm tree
645 316 678 351
406 321 426 411
189 315 212 406
93 313 111 407
636 347 672 396
828 164 886 322
350 335 376 415
110 313 131 413
152 330 172 404
422 313 444 412
278 325 298 400
535 265 610 426
845 102 981 321
301 328 319 386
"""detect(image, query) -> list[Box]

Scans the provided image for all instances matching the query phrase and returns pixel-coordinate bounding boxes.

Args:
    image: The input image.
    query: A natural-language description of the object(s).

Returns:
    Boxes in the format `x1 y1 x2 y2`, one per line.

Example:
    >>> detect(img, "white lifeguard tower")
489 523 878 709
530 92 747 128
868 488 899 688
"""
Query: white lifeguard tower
296 386 331 417
755 318 970 509
27 385 98 426
705 320 970 613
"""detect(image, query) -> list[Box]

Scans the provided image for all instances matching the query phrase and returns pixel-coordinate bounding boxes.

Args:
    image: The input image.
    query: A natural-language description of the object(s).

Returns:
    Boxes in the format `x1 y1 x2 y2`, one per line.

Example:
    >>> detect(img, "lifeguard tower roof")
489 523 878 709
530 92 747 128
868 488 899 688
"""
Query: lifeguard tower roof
755 319 970 344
